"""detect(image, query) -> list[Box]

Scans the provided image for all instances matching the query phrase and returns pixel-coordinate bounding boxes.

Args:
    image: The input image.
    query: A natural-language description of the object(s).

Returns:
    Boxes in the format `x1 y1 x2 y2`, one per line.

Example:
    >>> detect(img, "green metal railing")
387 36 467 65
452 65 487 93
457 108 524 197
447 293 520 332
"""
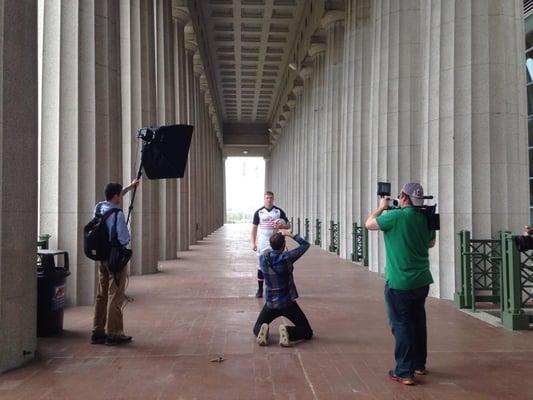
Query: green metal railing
500 231 533 330
453 230 502 312
290 217 294 230
351 222 368 266
314 219 321 246
329 220 339 255
304 218 310 241
297 217 301 236
454 230 532 330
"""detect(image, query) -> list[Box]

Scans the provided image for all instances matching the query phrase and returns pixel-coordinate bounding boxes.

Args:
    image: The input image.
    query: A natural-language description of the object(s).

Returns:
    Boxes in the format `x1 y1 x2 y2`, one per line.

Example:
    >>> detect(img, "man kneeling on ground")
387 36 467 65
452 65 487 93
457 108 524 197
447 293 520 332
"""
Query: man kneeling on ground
253 229 313 347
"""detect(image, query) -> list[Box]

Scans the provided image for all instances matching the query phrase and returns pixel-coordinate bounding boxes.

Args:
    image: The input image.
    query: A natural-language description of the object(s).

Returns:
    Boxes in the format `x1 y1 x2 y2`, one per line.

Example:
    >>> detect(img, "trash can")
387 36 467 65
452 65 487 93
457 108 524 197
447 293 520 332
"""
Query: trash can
37 250 70 337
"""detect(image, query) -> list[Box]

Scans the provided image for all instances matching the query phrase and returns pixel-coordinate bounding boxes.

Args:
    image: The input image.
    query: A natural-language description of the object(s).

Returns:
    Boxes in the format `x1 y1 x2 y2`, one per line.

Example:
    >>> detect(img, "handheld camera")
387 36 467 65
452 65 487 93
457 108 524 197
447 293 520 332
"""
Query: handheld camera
377 182 440 231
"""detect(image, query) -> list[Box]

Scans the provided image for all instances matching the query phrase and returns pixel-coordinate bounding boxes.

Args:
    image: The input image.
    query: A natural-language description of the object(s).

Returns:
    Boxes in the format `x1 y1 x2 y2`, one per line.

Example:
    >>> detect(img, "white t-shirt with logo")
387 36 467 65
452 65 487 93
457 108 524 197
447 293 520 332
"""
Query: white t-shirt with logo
252 206 288 255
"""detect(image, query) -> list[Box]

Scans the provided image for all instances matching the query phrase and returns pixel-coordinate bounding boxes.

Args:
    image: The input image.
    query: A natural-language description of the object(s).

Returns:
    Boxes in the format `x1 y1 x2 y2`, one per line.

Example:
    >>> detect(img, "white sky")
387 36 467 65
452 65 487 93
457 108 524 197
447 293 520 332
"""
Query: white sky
225 157 265 214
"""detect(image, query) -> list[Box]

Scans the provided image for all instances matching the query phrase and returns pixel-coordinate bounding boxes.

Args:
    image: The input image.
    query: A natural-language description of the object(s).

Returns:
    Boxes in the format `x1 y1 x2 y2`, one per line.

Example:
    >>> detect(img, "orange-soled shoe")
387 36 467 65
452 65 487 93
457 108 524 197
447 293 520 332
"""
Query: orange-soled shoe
388 370 415 386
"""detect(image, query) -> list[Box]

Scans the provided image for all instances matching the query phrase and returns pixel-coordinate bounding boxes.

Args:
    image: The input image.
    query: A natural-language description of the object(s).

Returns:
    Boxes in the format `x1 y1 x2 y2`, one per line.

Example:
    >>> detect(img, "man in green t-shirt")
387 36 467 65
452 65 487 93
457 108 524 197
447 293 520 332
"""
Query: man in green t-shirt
365 182 436 386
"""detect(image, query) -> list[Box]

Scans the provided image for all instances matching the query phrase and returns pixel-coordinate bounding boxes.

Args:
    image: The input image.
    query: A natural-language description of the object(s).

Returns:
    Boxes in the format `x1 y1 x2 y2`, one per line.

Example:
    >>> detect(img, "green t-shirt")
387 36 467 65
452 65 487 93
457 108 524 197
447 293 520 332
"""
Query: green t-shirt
376 206 435 290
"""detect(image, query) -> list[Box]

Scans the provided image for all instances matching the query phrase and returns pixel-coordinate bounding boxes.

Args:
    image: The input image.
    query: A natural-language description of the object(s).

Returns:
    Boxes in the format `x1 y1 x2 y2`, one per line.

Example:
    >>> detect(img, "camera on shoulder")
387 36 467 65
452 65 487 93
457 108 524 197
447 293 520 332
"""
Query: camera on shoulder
377 182 440 231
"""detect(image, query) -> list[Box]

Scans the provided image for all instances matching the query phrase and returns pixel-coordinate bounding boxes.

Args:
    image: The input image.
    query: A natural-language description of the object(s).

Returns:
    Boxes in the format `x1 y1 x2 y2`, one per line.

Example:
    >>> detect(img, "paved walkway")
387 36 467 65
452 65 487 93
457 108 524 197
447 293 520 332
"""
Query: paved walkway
1 224 533 400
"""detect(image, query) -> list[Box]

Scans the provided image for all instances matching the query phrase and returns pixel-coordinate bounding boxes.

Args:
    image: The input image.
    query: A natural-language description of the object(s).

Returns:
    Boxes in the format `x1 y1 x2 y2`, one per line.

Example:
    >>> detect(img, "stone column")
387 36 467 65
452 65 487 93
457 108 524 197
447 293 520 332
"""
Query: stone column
156 0 177 261
309 42 326 247
339 0 372 259
293 84 305 227
368 0 424 275
299 66 314 232
299 66 315 231
184 31 197 245
264 157 271 191
222 156 227 225
0 0 38 373
40 0 122 304
120 0 158 275
419 1 528 298
193 54 204 241
173 6 190 252
95 0 123 188
322 10 344 251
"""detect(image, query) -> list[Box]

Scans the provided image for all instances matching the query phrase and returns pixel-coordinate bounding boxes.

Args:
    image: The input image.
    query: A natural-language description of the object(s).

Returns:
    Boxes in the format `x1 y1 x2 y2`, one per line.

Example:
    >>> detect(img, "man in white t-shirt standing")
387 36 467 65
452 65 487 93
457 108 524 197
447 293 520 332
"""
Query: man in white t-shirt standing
251 191 290 297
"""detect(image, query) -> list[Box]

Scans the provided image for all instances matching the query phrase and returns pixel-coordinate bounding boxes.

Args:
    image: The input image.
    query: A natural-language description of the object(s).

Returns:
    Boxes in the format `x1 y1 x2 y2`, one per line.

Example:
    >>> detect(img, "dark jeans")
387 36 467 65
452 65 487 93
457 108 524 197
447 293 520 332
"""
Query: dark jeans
253 301 313 342
384 283 429 379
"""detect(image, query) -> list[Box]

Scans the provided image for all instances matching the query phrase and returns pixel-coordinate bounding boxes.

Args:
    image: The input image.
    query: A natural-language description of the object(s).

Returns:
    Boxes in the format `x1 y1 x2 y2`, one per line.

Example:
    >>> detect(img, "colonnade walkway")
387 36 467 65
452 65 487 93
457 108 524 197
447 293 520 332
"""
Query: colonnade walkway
2 224 533 400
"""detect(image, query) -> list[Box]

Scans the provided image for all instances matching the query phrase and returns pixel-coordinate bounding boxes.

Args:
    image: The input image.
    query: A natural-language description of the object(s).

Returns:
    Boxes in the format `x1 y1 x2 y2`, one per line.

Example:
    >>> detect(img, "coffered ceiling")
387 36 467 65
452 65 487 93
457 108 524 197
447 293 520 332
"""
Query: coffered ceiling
196 0 306 127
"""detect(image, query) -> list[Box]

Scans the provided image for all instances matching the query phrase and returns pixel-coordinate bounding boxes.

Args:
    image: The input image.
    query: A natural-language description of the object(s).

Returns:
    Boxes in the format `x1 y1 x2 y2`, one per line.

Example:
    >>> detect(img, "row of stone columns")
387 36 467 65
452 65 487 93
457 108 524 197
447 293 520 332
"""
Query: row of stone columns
268 0 528 300
37 0 225 306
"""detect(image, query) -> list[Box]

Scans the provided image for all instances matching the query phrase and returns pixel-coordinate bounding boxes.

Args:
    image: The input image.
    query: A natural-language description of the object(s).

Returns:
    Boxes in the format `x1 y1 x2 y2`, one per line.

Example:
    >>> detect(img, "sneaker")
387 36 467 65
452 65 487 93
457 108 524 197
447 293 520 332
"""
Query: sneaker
255 288 263 298
105 334 133 346
90 332 107 345
278 325 291 347
256 323 269 346
388 370 415 386
414 369 428 375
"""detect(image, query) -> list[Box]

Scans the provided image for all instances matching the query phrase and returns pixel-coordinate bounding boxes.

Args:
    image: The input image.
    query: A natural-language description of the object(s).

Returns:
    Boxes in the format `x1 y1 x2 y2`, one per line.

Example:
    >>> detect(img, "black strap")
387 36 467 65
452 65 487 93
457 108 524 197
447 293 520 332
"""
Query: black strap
99 207 120 220
111 211 121 246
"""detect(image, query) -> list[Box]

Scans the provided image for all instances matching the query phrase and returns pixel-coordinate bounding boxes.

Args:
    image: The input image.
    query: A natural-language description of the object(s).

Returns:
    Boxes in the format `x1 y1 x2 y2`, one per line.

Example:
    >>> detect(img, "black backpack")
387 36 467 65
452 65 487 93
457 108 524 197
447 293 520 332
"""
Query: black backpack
83 207 120 261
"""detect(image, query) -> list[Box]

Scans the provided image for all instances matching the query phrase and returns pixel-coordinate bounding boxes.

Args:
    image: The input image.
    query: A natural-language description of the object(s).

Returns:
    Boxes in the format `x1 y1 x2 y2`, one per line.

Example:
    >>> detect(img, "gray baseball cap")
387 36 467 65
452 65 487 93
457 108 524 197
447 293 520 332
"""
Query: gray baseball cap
401 182 424 206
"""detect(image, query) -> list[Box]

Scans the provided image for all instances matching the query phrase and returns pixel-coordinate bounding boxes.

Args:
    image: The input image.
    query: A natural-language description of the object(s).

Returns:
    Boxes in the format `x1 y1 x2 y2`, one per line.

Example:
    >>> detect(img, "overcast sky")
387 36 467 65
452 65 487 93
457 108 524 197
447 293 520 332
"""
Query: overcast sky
225 157 265 215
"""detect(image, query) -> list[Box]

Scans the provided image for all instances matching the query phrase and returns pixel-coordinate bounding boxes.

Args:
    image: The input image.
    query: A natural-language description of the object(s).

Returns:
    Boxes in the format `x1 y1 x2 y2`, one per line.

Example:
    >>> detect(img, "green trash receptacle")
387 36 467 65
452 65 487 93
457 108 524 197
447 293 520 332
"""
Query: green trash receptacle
37 234 51 250
37 250 70 337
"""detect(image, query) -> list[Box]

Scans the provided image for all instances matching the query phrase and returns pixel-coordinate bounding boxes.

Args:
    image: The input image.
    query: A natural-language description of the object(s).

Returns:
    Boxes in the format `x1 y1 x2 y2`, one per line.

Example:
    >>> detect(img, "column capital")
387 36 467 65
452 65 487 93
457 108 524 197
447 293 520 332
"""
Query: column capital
298 66 314 80
172 1 190 25
185 40 198 53
321 10 345 29
308 42 326 58
193 52 204 76
184 23 198 53
199 73 208 84
291 83 304 96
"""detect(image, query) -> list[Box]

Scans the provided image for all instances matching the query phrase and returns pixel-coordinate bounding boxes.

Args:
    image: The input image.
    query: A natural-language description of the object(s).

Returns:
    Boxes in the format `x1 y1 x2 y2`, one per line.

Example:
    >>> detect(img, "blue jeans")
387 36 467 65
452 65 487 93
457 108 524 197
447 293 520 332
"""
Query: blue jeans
384 283 429 379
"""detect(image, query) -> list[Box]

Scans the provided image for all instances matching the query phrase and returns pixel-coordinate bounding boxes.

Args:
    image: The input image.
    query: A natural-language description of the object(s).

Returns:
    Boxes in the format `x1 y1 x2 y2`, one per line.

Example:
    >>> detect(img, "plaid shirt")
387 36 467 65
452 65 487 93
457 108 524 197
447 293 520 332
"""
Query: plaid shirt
259 235 310 309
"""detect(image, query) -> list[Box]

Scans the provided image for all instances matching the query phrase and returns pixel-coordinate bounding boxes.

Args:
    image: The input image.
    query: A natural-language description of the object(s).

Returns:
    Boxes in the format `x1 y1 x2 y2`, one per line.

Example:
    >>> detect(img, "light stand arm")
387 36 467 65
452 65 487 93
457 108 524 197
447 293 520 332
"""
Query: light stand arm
126 142 144 225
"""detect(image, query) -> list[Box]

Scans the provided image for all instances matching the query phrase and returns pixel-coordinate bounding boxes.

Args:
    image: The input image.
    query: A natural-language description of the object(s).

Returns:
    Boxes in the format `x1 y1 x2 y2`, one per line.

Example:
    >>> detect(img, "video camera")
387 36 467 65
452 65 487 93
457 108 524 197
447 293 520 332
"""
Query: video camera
377 182 440 231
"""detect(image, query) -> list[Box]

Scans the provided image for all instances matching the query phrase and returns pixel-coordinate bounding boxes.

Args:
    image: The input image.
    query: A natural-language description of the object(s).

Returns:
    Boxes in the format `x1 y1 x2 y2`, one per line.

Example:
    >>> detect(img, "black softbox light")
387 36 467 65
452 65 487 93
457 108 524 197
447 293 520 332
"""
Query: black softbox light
141 124 194 179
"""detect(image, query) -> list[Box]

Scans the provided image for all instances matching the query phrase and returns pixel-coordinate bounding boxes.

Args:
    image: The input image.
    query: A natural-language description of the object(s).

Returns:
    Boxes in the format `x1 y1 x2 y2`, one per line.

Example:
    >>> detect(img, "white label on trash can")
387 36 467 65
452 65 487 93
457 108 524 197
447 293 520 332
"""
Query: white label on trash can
51 285 66 311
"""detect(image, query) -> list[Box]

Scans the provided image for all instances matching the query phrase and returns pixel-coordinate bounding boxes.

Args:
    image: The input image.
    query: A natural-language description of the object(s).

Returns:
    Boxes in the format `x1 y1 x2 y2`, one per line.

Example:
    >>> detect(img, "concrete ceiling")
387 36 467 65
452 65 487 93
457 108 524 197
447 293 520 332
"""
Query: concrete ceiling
194 0 306 156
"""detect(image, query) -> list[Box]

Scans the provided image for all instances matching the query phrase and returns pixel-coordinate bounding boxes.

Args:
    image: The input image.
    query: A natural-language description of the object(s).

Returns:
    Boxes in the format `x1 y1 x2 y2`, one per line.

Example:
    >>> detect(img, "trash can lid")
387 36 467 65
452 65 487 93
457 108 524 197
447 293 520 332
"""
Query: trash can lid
37 249 68 256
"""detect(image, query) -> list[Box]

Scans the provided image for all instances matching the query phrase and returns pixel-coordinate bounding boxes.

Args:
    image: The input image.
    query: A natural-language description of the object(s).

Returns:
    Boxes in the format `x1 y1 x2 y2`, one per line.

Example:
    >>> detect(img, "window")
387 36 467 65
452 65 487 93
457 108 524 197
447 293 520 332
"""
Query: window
526 13 533 222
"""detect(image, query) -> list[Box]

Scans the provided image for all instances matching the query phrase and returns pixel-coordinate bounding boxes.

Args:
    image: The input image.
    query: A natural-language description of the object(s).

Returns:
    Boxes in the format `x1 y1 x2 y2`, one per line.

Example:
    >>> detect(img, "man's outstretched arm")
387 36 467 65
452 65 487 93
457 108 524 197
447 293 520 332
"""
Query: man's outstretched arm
280 229 310 263
365 198 390 231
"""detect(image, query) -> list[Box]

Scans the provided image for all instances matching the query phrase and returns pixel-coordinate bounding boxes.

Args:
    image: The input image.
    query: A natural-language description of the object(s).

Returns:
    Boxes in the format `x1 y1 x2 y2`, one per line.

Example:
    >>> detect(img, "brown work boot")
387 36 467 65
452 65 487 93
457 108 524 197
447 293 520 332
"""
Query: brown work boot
105 334 132 346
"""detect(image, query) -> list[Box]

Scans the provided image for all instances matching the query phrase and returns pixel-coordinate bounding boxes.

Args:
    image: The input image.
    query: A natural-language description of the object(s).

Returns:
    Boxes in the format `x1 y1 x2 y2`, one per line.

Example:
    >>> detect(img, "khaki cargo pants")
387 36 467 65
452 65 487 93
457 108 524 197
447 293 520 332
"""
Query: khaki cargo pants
93 262 127 336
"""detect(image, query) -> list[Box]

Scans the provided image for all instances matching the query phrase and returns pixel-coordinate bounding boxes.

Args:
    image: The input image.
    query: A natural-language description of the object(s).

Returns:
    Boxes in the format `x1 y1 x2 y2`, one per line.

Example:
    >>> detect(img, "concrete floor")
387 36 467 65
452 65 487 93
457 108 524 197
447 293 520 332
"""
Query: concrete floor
1 224 533 400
